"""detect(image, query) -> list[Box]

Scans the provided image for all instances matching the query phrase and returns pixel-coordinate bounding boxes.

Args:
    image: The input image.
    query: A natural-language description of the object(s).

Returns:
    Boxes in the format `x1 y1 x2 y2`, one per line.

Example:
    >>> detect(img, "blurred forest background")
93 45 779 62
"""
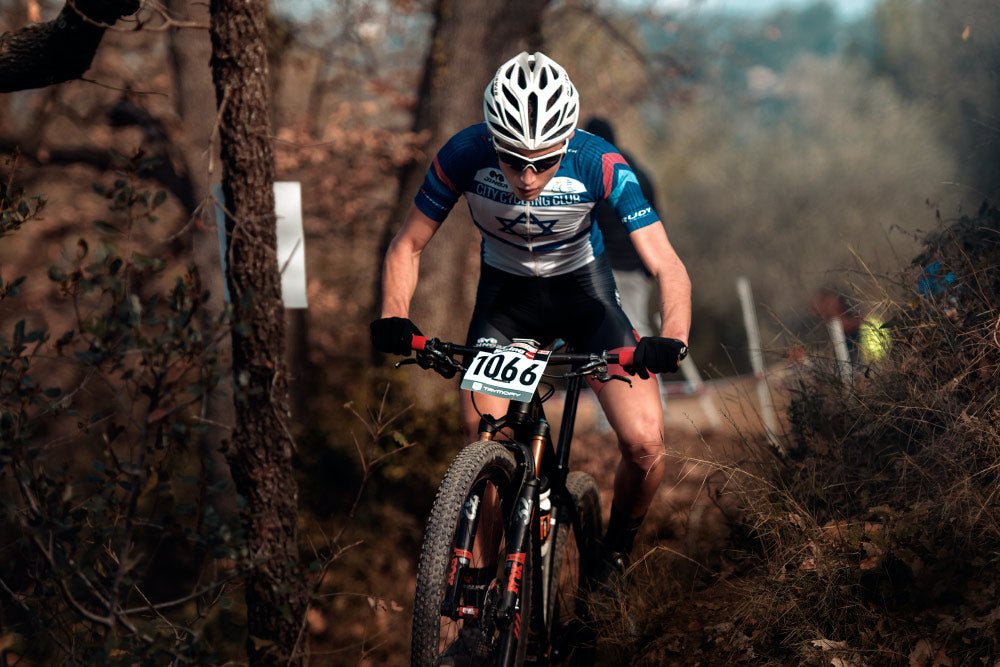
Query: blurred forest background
1 0 998 663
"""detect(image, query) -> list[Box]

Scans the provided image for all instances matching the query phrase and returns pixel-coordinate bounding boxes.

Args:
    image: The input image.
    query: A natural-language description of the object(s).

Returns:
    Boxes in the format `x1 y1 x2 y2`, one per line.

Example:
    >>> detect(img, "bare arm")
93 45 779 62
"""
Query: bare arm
628 222 692 344
379 204 442 319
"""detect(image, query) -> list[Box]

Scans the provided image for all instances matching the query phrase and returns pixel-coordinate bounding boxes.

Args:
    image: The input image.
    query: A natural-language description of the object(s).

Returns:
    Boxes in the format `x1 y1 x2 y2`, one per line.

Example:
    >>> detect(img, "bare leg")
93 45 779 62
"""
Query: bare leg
592 369 666 520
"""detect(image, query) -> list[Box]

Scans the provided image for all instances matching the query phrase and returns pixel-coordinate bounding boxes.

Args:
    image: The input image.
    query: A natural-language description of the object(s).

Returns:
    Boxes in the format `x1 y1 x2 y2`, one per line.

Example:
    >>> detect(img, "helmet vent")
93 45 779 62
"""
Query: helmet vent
504 110 523 135
527 93 539 138
551 121 574 138
546 86 563 110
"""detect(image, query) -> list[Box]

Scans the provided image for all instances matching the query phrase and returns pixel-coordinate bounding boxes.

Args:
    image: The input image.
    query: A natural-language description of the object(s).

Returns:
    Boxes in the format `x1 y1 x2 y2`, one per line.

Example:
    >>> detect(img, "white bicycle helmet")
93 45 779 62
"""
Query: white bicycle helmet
483 52 580 151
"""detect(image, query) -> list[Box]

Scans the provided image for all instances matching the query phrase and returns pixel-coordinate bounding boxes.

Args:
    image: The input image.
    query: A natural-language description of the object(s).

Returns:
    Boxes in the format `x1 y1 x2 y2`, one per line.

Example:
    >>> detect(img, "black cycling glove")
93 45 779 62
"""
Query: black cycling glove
628 336 688 379
370 317 422 356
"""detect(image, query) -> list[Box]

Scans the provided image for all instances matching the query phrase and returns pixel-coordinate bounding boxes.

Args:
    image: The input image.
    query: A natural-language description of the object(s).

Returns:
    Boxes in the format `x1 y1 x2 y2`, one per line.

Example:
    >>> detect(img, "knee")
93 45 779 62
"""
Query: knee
617 423 664 473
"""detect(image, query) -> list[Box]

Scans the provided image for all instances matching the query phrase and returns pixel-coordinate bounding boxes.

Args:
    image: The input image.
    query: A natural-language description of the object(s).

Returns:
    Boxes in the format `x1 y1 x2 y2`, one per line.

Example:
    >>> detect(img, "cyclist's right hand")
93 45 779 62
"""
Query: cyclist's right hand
370 317 423 356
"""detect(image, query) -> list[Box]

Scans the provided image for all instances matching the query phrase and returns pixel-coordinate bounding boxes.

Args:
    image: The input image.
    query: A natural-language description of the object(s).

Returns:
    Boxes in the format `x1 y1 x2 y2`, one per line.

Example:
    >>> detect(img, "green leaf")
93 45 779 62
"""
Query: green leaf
132 253 165 271
24 328 46 344
93 220 121 236
176 503 197 515
12 320 24 349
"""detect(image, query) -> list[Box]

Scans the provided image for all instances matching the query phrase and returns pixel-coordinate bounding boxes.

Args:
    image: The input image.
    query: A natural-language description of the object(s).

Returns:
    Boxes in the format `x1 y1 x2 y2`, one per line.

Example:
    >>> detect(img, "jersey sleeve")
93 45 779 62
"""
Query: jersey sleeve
575 133 658 233
413 125 489 223
600 152 658 233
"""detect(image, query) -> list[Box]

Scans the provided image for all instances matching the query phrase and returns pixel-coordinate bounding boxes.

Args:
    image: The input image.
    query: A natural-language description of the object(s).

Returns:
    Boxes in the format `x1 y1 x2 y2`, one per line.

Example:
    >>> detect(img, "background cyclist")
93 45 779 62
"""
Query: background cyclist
371 51 692 592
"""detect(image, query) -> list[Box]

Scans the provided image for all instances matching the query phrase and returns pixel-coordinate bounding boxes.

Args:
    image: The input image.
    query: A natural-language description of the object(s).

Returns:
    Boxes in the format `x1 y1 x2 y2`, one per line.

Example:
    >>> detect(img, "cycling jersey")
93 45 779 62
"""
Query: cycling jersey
414 123 660 277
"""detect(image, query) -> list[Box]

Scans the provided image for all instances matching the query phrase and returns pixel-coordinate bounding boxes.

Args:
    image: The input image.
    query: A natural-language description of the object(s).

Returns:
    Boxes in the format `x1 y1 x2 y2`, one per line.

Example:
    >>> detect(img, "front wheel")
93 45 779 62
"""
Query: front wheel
412 440 531 666
543 471 602 664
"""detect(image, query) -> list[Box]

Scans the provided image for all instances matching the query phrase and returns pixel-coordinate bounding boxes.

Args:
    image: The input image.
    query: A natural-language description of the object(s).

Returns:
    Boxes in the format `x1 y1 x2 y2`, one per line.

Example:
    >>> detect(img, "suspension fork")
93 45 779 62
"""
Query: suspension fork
496 475 540 664
441 484 485 619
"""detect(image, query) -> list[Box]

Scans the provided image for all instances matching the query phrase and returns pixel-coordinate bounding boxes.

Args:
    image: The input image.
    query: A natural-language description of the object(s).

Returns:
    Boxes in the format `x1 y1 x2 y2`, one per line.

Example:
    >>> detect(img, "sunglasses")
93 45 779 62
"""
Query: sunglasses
494 140 567 173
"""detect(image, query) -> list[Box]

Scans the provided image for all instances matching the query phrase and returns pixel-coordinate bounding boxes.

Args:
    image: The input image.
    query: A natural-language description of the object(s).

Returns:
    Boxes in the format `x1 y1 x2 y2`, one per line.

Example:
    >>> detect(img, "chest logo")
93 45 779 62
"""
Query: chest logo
496 212 558 241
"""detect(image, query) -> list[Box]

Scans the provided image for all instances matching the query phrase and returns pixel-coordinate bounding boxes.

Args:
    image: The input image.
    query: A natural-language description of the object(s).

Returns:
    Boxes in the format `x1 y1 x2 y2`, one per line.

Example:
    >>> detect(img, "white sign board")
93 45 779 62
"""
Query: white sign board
213 182 308 308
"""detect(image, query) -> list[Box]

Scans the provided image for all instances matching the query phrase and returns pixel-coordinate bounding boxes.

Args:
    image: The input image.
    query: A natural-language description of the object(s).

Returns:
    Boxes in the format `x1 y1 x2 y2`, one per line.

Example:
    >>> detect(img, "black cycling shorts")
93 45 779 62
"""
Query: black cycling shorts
465 255 639 353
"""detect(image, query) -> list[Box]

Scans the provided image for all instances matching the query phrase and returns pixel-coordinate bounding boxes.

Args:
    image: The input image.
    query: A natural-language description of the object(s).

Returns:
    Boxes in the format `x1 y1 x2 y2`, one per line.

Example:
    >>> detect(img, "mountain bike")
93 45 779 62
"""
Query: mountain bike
397 335 636 666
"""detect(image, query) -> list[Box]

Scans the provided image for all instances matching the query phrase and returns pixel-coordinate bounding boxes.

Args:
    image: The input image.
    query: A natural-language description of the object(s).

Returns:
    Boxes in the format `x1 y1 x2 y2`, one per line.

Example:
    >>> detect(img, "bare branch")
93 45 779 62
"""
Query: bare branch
0 0 142 92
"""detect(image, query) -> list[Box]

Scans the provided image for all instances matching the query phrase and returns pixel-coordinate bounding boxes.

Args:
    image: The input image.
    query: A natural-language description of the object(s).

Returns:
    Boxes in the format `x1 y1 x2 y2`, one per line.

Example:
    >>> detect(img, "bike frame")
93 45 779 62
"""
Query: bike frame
404 336 633 665
428 344 625 664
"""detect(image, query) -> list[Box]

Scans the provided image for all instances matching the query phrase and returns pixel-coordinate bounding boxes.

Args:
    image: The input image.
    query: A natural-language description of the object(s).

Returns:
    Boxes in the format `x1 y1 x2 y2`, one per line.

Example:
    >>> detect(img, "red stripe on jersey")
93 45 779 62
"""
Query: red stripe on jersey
433 156 459 193
601 153 628 200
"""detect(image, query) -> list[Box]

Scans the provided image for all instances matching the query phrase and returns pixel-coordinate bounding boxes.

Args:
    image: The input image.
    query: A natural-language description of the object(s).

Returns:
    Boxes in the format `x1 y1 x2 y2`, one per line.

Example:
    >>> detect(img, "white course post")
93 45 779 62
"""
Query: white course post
736 276 783 453
825 316 853 385
214 181 309 308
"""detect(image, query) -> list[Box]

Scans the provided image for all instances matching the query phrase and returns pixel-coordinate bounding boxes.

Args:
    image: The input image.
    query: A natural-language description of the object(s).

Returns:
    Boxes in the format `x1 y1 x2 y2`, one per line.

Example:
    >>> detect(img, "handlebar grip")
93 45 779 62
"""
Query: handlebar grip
615 347 635 368
411 335 430 352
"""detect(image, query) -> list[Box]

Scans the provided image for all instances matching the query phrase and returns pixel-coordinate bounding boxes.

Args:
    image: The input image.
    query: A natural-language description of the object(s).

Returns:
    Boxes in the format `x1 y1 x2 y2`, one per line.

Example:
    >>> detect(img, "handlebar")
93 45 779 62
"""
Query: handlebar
403 335 635 382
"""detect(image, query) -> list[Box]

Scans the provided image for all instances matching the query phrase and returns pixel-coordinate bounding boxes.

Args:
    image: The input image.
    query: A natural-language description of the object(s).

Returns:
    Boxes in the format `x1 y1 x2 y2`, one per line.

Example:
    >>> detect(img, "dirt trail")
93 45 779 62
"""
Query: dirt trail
554 373 776 563
318 374 784 665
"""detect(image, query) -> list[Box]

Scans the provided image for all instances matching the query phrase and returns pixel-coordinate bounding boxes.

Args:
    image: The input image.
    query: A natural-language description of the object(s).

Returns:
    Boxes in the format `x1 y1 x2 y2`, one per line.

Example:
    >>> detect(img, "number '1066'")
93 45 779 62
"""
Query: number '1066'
472 354 539 385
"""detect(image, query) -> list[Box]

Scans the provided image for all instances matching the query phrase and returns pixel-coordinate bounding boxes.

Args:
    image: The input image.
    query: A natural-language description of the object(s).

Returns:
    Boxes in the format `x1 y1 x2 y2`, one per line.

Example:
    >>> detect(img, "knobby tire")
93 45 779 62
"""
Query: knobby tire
411 440 531 666
542 471 601 665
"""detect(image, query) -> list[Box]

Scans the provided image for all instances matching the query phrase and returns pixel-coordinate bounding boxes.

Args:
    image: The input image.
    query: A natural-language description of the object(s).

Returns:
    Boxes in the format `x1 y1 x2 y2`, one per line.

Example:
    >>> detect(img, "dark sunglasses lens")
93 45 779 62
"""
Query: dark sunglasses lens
498 152 560 172
533 156 561 171
498 153 529 170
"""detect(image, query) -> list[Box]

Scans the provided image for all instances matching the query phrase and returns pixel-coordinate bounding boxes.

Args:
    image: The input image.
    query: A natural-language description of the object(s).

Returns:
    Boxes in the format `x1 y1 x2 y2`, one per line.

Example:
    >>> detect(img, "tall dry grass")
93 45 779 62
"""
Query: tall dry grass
603 204 1000 665
734 203 1000 664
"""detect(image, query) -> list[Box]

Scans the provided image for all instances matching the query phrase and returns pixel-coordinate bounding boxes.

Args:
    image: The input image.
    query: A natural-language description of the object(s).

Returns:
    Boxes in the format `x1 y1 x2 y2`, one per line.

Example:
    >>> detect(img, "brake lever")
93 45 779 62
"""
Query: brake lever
566 356 607 378
587 368 632 386
396 349 466 379
394 355 435 370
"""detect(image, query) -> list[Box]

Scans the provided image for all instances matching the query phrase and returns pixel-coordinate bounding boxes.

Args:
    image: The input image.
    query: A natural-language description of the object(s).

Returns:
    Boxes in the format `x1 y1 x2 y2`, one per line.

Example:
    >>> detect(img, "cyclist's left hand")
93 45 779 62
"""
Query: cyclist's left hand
627 337 688 379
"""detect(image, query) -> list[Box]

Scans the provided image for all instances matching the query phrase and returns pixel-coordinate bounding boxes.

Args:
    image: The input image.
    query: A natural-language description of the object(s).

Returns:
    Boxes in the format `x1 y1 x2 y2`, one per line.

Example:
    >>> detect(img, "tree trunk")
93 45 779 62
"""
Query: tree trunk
377 0 550 343
208 1 305 664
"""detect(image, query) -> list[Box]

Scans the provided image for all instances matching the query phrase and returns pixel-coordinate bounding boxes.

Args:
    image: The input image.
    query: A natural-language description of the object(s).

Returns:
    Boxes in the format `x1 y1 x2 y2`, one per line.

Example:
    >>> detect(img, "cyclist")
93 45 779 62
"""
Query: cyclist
371 51 691 606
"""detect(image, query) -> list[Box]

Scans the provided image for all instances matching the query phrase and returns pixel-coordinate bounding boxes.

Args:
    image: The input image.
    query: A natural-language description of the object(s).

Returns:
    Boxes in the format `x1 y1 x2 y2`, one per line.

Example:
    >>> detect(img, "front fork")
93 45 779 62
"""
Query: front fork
496 476 540 664
439 475 540 665
441 488 484 620
444 413 549 664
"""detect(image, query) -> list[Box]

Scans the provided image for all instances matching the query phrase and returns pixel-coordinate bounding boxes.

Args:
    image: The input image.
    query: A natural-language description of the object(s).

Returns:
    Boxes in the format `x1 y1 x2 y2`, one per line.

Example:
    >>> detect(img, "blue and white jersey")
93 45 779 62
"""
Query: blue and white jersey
414 123 660 277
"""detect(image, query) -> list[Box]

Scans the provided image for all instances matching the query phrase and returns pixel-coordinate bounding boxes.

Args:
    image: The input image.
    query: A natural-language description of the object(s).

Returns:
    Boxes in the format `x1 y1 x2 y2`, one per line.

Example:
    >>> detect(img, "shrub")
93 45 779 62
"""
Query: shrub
732 203 1000 665
0 155 245 665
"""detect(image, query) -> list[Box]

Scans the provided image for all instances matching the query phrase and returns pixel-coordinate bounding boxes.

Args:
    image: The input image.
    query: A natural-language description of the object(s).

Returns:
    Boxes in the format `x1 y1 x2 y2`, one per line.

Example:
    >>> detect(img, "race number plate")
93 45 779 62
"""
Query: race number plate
460 341 549 402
